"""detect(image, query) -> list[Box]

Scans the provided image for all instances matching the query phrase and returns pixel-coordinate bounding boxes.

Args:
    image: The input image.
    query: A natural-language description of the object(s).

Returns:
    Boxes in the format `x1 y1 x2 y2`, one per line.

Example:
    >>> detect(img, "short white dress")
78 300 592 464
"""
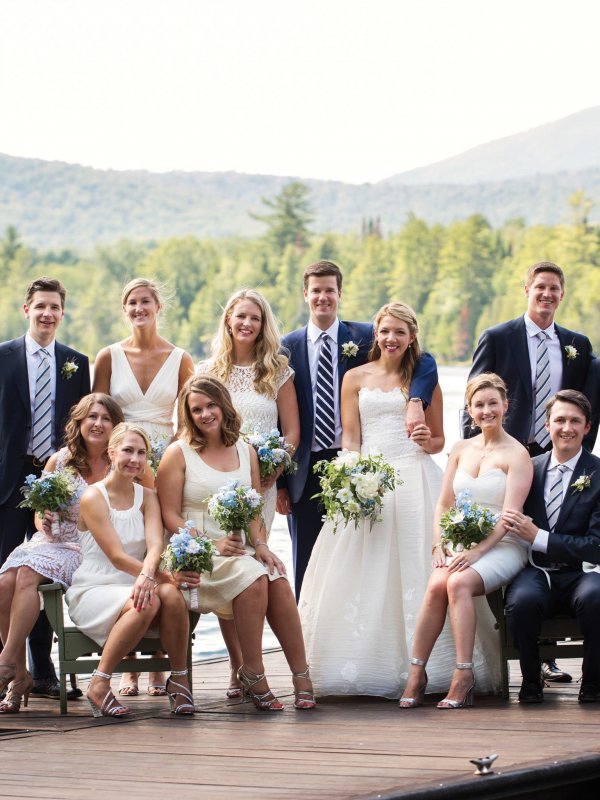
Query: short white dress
66 482 149 646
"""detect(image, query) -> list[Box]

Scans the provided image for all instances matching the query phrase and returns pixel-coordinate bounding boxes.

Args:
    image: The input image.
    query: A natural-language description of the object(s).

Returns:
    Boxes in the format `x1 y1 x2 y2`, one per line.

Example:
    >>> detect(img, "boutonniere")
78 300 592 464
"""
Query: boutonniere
571 471 594 494
341 341 359 360
564 345 578 362
61 359 79 380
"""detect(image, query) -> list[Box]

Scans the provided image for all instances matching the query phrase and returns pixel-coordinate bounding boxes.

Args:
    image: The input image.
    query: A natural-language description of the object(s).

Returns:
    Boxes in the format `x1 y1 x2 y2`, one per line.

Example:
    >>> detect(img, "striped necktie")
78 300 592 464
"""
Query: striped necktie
546 464 568 532
314 333 336 450
31 347 53 461
534 331 551 448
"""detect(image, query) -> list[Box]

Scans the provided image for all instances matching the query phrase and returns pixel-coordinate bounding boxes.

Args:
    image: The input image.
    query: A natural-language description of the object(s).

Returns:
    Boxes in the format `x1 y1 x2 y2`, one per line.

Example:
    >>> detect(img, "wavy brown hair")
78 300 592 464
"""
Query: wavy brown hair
178 375 241 451
208 289 289 399
63 394 124 476
368 302 422 393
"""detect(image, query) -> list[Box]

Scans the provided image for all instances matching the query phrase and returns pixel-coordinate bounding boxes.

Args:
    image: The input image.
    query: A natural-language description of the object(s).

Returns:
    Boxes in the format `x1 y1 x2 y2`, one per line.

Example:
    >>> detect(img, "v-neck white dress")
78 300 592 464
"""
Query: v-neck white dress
109 343 184 438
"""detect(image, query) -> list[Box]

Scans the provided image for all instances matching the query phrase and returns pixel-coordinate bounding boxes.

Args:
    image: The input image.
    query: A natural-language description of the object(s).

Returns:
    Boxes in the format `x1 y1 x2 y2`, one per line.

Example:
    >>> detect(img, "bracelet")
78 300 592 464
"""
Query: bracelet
431 543 443 554
254 541 269 549
409 397 423 404
140 570 156 583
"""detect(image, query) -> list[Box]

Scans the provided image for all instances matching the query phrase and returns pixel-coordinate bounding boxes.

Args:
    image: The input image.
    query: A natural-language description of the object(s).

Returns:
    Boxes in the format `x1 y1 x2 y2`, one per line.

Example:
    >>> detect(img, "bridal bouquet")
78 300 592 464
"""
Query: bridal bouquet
18 470 80 537
148 435 170 476
162 520 216 609
312 449 399 533
245 429 297 479
440 490 499 552
206 480 264 543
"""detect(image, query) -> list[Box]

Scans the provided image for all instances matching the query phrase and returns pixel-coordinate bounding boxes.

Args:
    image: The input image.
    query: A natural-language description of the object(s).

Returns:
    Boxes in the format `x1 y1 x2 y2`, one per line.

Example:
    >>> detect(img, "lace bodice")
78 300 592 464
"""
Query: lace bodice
198 362 293 435
453 468 507 515
358 387 422 460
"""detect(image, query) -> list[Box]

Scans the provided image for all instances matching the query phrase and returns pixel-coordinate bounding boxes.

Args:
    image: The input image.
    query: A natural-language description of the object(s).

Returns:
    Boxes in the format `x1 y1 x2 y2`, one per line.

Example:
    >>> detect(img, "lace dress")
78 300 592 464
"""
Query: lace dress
109 342 184 439
299 387 502 698
66 482 149 647
198 361 294 534
0 448 84 589
175 439 286 620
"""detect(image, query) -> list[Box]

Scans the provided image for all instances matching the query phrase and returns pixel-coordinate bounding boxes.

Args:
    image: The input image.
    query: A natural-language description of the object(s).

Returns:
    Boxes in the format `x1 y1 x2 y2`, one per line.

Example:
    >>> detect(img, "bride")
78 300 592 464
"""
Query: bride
299 301 452 698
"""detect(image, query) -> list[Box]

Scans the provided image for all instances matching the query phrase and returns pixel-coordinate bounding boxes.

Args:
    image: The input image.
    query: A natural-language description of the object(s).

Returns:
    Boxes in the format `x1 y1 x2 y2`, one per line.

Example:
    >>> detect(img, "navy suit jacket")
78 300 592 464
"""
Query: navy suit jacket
526 449 600 569
0 335 91 504
462 316 594 448
281 320 438 503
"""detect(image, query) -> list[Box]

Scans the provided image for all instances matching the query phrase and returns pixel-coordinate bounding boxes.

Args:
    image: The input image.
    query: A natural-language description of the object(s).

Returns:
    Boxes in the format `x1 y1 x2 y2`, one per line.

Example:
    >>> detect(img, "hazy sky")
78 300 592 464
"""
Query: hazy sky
1 0 599 183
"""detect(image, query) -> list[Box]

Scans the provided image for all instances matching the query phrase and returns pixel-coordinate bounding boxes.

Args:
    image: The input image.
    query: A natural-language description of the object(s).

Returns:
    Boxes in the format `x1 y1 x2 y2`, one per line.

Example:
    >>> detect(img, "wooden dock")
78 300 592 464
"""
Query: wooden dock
0 652 599 799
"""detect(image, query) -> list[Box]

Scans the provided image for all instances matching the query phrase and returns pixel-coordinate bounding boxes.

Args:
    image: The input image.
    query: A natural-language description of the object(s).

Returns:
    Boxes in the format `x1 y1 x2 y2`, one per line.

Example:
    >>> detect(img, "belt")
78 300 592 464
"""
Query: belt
23 454 48 469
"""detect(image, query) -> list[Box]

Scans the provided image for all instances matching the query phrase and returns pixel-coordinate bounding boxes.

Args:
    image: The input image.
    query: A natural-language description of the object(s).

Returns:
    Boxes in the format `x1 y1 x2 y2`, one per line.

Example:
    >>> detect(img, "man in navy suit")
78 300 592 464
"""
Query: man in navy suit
277 260 438 599
0 277 90 696
503 390 600 703
462 261 595 682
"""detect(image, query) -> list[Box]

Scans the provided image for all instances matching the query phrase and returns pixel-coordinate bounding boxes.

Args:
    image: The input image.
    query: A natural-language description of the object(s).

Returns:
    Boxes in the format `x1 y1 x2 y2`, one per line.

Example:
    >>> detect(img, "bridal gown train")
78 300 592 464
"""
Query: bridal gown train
299 387 503 698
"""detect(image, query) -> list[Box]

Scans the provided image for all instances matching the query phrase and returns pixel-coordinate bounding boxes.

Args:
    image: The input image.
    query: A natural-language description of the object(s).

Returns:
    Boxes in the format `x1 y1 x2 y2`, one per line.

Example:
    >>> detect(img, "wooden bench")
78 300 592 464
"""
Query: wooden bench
39 582 199 714
487 589 584 698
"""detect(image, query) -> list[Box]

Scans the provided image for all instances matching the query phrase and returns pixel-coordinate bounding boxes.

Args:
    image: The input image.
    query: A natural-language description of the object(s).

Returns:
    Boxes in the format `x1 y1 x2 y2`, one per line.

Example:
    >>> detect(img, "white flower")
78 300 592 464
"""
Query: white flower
347 500 361 514
186 539 201 554
352 472 380 500
341 341 359 359
61 360 79 380
334 449 361 469
336 487 353 504
448 511 465 525
564 345 578 362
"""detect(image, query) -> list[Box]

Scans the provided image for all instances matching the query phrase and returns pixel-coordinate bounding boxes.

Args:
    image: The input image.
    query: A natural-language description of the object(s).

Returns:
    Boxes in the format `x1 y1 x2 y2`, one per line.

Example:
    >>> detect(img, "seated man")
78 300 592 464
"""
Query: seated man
503 389 600 703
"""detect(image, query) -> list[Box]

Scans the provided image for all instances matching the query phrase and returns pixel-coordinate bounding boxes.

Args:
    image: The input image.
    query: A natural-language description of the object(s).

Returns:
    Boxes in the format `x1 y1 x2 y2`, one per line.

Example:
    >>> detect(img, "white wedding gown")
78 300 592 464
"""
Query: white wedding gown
299 387 502 698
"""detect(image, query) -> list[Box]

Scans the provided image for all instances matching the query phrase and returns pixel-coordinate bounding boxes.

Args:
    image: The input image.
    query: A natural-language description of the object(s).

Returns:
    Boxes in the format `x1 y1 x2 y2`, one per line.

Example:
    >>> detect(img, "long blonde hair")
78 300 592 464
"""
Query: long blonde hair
369 302 422 393
208 289 289 399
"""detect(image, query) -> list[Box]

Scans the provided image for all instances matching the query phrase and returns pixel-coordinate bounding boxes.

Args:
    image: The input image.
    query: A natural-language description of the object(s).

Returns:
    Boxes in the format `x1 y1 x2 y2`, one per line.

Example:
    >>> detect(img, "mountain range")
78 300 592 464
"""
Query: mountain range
1 106 599 249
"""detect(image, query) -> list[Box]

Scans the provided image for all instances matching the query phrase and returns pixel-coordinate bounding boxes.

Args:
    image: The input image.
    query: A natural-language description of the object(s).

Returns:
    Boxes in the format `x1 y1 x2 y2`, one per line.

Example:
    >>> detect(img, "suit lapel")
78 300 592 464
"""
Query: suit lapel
337 321 351 388
53 342 68 437
555 450 594 530
555 324 573 379
532 454 552 528
512 318 533 404
13 336 31 417
294 328 314 421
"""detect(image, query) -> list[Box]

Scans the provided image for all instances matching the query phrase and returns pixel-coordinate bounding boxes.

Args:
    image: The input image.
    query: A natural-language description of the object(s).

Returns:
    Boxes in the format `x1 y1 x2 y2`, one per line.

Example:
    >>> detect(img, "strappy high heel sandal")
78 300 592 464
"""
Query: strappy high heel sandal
87 670 131 718
0 664 16 696
237 666 284 711
292 666 316 710
0 670 33 714
166 669 195 715
399 657 428 709
437 662 475 709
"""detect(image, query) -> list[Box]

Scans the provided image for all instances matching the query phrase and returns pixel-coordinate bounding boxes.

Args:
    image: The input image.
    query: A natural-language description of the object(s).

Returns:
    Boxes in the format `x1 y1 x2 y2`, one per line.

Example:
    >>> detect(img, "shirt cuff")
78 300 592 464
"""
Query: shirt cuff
532 529 549 553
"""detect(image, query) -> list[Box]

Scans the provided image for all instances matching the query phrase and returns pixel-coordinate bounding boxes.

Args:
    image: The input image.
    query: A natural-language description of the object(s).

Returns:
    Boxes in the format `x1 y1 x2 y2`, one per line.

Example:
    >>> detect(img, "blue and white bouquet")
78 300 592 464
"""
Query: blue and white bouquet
206 480 264 544
440 490 499 552
18 470 81 537
148 435 170 477
245 428 297 479
162 520 216 609
312 449 400 533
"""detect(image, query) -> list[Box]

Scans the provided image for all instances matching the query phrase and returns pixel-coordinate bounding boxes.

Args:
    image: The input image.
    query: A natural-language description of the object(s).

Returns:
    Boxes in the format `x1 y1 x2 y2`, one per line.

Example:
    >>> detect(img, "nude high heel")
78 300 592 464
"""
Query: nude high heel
399 658 428 709
437 662 475 709
0 670 33 714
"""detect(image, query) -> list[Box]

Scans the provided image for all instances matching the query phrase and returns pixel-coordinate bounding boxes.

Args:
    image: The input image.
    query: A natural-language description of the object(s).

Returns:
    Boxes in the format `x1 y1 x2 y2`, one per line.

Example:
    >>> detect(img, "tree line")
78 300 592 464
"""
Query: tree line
1 186 599 364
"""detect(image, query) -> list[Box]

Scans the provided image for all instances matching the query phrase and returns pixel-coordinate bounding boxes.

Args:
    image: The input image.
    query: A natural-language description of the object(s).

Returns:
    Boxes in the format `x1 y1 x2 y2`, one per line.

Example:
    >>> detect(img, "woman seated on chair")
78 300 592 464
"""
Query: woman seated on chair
156 375 315 711
0 393 124 714
66 422 194 718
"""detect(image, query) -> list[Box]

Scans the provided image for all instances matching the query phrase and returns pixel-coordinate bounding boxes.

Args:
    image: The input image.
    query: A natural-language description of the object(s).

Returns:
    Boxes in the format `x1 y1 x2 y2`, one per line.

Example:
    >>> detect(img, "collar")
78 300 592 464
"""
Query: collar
524 313 556 341
308 318 340 345
25 332 56 358
549 448 582 474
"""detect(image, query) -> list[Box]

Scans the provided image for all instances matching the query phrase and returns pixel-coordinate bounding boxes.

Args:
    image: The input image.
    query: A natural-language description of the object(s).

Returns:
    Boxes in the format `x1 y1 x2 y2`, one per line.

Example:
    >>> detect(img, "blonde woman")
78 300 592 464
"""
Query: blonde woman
93 278 194 696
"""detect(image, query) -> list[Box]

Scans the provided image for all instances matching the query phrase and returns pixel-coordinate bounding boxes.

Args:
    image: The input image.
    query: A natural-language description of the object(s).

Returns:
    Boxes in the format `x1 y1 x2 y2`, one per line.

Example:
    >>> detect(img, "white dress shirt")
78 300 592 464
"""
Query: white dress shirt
524 313 563 442
307 318 342 450
532 449 581 552
25 333 57 455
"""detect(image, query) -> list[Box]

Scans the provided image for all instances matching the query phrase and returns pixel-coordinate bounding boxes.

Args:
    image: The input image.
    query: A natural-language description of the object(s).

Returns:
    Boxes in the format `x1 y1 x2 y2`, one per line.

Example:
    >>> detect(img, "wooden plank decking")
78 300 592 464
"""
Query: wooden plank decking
0 652 598 799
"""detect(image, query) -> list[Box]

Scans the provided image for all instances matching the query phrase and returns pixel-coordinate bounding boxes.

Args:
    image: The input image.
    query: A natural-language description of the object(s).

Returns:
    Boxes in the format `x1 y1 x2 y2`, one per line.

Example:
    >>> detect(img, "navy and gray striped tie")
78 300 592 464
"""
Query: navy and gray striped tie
314 333 336 450
534 332 551 448
546 464 567 532
31 348 52 461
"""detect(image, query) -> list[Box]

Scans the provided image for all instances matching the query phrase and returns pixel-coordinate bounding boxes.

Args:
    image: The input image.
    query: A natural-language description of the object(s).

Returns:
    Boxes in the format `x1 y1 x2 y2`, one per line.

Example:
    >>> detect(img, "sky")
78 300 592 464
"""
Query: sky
1 0 599 184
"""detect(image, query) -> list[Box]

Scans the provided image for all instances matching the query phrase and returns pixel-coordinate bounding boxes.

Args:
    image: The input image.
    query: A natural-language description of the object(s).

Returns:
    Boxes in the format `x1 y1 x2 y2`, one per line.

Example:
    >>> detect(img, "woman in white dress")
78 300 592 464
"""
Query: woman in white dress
67 423 194 717
399 373 533 709
198 289 300 696
0 394 123 714
299 302 450 699
93 277 194 695
157 375 314 710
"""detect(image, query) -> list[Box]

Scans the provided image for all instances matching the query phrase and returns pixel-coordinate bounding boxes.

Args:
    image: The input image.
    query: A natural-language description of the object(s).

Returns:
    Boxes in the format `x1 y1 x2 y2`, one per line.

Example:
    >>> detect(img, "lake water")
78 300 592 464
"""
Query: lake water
192 364 471 659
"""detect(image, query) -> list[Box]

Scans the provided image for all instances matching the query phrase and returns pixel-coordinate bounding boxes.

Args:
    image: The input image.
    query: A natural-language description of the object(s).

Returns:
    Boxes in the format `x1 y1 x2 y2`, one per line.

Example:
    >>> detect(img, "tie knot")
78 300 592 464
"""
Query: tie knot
556 464 568 475
320 332 329 342
39 348 50 358
536 331 548 343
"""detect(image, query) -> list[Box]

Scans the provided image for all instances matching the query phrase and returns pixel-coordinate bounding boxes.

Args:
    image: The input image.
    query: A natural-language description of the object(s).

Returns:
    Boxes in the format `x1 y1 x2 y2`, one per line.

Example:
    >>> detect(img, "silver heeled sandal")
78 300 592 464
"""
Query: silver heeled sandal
237 666 284 711
292 666 316 710
166 669 195 715
87 670 131 718
437 662 475 709
399 657 428 709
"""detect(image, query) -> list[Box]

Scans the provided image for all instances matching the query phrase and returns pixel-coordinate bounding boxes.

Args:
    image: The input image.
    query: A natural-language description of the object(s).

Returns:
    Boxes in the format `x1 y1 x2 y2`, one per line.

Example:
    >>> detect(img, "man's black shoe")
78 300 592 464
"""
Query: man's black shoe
518 681 544 703
30 678 83 700
578 684 600 703
541 660 572 683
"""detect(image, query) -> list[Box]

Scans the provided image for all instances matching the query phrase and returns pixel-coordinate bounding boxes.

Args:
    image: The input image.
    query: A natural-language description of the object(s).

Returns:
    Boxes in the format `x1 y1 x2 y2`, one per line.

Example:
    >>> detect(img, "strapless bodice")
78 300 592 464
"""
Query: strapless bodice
453 467 507 515
358 387 421 460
